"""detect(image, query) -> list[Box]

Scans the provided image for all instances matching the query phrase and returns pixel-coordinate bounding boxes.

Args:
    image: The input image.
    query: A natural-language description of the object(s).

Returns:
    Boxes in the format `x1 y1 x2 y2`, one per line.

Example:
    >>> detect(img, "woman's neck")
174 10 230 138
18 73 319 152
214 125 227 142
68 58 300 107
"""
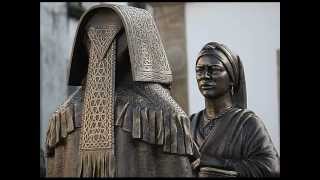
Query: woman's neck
205 93 233 119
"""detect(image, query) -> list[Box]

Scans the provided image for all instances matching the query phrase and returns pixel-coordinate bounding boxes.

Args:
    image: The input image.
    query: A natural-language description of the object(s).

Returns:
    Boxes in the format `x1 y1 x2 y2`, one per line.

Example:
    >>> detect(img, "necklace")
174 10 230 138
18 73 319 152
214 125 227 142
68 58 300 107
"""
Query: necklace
204 106 233 121
199 106 233 138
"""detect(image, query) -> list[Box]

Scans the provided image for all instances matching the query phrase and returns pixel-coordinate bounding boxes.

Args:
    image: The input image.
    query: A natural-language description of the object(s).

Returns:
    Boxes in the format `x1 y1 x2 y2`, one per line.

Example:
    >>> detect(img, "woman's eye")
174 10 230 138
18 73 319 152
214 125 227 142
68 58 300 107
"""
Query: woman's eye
212 68 223 72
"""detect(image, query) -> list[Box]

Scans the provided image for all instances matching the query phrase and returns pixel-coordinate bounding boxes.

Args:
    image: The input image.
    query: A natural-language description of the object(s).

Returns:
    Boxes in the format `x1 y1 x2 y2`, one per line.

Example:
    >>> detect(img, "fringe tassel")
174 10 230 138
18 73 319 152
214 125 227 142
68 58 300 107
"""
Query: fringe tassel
182 116 193 155
60 109 68 139
115 103 193 156
55 112 60 145
45 88 80 153
45 104 76 154
66 104 75 133
132 106 142 139
156 110 164 145
78 150 116 177
45 115 55 150
176 115 186 154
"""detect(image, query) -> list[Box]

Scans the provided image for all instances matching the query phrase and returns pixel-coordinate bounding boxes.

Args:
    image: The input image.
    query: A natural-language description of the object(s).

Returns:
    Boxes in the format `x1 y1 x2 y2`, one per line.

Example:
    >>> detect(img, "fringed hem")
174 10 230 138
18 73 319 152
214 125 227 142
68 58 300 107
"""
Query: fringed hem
45 103 75 154
78 150 115 177
115 102 193 156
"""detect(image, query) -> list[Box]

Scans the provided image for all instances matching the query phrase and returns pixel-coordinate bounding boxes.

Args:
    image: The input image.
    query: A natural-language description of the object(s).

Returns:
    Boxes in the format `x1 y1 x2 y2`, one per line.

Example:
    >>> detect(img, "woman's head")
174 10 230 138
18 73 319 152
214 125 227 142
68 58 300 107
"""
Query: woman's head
196 54 231 100
195 42 247 108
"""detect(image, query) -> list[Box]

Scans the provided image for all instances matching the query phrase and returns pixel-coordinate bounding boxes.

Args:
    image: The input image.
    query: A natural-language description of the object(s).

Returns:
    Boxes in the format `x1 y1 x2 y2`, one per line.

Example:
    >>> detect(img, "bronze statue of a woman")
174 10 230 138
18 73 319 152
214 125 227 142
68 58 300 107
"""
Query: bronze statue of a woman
190 42 280 177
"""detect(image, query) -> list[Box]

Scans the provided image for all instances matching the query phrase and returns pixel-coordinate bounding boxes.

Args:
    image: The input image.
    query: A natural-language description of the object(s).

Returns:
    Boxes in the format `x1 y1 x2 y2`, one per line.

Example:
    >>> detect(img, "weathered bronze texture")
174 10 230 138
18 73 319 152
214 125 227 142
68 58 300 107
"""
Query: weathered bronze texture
190 42 280 177
68 5 173 86
45 4 194 177
40 148 46 177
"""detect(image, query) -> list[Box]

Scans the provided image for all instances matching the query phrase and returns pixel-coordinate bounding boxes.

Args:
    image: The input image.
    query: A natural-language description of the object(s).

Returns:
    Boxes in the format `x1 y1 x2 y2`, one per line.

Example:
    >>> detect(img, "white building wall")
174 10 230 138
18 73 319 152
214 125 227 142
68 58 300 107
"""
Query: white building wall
185 2 280 153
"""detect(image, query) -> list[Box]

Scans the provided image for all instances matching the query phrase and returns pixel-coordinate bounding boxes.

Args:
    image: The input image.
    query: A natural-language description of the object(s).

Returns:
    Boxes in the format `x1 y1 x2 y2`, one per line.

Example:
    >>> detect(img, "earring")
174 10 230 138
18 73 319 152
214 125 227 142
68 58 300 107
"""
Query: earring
230 84 234 96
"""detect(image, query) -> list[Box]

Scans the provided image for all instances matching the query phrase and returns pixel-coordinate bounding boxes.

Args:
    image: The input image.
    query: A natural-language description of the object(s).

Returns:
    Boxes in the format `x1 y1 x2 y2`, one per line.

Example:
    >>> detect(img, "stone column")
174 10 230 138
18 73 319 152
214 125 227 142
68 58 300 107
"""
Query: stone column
148 3 189 113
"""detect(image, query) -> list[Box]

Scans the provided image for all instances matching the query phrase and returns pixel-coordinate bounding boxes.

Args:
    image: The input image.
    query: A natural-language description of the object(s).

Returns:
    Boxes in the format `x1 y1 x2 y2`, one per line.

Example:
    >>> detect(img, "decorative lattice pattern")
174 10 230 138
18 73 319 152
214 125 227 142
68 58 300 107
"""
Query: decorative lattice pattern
80 25 120 150
200 119 217 139
113 5 173 83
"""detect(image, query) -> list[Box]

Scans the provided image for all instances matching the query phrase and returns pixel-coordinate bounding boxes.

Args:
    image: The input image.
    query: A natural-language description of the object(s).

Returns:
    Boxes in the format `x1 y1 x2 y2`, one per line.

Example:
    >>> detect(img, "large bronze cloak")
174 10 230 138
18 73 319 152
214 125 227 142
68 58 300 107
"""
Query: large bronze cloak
45 4 194 177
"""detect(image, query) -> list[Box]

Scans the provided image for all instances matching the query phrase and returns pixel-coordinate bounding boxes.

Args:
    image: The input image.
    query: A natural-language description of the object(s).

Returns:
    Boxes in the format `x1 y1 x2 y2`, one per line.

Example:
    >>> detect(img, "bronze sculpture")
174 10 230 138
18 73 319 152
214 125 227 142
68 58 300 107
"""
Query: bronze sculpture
190 42 280 177
45 4 194 177
40 148 46 177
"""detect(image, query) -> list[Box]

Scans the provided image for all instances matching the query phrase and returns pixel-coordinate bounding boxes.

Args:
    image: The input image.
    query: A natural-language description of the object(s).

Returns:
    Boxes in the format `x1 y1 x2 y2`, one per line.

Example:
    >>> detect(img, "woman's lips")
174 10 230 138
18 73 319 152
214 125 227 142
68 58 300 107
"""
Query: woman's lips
201 84 216 90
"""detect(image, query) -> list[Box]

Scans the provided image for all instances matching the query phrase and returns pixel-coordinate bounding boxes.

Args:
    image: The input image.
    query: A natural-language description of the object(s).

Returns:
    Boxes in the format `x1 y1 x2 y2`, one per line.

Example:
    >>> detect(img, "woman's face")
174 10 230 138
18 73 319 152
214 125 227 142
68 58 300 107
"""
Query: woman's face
196 55 231 99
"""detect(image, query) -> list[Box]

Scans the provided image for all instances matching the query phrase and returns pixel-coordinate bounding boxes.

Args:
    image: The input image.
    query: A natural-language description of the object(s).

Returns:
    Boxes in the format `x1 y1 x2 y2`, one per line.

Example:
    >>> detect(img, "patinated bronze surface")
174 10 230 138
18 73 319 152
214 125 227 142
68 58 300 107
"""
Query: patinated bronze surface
190 42 280 177
40 148 46 177
45 4 194 177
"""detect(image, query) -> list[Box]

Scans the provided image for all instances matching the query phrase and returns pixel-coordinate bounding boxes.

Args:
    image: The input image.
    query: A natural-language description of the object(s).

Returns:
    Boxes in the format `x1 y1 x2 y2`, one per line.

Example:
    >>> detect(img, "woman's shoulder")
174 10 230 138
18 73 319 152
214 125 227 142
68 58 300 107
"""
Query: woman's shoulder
231 107 256 117
189 109 205 122
232 107 266 130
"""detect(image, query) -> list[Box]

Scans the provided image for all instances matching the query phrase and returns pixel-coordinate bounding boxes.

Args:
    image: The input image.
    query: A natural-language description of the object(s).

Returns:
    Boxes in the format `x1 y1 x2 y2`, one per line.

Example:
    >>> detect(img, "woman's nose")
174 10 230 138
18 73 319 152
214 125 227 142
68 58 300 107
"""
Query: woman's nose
204 71 210 79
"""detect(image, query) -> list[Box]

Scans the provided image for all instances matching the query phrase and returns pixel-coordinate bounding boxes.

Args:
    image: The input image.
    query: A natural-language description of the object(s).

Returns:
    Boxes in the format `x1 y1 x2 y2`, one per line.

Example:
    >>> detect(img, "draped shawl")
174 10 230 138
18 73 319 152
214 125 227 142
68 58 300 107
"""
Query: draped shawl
190 108 280 177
